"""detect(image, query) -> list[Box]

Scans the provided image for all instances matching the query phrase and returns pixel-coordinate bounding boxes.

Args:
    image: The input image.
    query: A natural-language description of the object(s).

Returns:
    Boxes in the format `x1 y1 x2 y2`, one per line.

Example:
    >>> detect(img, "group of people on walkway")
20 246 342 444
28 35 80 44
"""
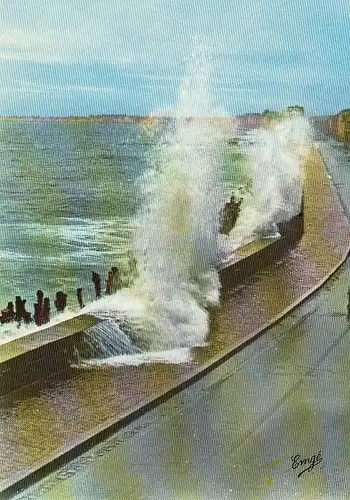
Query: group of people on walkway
0 297 32 325
1 290 58 326
0 289 72 327
91 266 122 299
33 290 51 326
0 262 130 327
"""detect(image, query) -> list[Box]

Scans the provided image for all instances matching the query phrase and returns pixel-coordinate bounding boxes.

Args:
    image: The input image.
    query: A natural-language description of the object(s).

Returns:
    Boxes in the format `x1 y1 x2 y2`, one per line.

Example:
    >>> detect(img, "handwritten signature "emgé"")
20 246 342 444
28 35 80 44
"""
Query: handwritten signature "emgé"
291 451 323 477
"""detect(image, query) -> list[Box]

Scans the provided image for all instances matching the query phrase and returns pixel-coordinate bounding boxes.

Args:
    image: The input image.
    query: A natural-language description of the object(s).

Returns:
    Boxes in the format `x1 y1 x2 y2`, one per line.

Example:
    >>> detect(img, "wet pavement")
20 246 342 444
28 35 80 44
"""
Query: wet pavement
13 261 350 499
2 142 350 498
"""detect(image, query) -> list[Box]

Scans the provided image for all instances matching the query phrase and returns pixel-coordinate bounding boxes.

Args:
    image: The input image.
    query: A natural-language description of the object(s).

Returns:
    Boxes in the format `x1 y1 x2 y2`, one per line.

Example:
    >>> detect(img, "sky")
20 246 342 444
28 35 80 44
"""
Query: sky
0 0 349 116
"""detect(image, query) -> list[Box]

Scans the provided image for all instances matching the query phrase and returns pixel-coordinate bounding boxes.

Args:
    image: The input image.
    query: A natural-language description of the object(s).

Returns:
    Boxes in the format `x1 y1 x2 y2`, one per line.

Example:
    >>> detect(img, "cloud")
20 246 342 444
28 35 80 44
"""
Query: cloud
0 2 136 65
0 0 347 69
0 0 349 114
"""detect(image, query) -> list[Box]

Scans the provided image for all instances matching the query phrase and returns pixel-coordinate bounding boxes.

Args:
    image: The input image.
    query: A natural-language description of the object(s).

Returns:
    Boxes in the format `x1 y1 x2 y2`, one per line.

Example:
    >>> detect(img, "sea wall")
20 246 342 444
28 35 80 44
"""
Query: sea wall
218 212 303 289
0 211 304 397
0 314 99 395
312 110 350 143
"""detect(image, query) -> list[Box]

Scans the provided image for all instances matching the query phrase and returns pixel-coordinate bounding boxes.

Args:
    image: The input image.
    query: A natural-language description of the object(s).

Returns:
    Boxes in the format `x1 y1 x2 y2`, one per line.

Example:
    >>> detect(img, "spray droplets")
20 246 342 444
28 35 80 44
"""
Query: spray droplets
88 48 309 356
227 117 310 247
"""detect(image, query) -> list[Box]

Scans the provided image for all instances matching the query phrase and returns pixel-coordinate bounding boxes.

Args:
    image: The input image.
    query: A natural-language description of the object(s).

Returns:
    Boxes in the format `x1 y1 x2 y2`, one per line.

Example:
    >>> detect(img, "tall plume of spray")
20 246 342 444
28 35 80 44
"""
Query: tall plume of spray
229 116 311 246
87 44 310 354
87 40 228 351
133 40 227 348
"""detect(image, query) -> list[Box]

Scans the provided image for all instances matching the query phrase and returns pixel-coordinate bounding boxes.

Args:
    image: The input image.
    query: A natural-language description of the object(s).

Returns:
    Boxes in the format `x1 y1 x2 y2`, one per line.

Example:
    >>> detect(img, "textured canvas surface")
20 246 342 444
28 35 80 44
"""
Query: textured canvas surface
1 2 350 499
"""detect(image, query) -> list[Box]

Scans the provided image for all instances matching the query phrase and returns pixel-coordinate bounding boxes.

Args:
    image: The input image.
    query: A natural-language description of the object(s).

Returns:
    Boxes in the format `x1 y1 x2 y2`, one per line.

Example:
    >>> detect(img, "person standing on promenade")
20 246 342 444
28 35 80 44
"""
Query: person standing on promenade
92 272 101 299
0 302 14 324
54 291 67 312
22 300 32 324
34 289 44 325
43 297 50 323
76 288 85 308
105 270 114 295
111 266 122 293
15 296 23 322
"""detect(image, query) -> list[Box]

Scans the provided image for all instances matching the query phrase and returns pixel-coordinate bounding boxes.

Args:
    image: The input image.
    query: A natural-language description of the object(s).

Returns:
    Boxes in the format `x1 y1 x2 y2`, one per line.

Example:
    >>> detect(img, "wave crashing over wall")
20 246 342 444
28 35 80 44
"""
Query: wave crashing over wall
87 40 228 352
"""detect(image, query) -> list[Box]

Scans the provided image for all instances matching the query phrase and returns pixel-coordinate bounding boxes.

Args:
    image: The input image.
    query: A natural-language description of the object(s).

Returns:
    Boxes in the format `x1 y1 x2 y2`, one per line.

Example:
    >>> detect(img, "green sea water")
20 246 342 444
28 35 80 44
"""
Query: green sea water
0 120 246 315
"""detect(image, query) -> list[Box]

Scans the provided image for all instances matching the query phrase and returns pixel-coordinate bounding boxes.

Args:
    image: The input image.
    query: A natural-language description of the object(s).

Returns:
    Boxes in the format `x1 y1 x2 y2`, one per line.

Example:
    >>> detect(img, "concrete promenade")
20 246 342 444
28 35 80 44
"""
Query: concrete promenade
21 256 350 500
1 146 350 497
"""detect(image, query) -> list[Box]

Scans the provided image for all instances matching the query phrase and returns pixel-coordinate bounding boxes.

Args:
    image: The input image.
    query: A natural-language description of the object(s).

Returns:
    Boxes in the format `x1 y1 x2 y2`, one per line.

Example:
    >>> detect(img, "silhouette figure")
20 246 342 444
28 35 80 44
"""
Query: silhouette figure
7 301 15 321
219 193 243 235
54 291 67 312
0 302 15 324
126 252 138 282
92 272 101 299
34 303 40 326
43 297 50 323
111 266 122 292
14 297 31 324
105 270 114 295
36 290 44 308
76 288 84 309
15 296 25 322
22 299 32 324
34 289 45 325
